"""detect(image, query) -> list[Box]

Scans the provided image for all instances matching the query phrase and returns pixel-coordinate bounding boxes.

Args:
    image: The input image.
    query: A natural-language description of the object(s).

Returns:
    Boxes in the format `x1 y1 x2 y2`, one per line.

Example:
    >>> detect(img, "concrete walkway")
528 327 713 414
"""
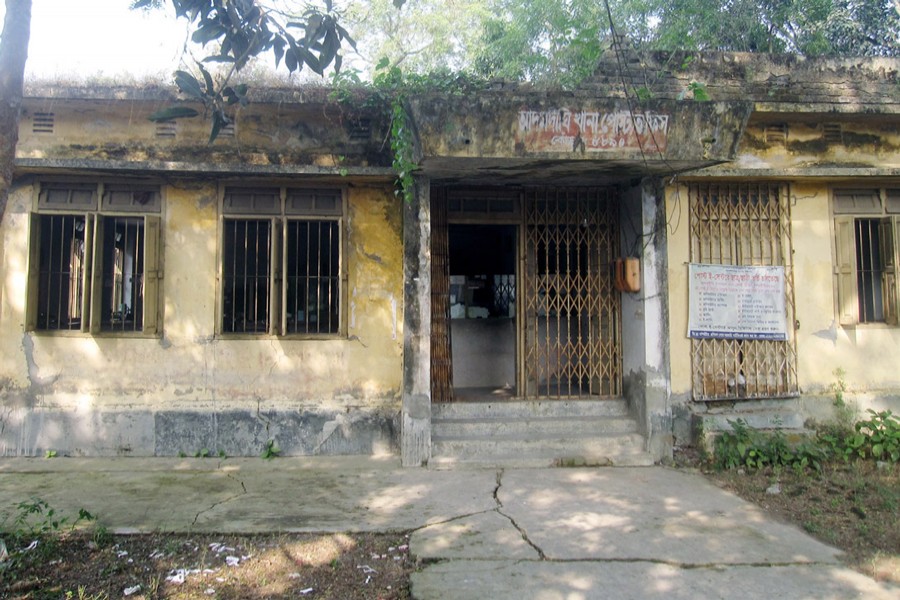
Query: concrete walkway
0 457 895 599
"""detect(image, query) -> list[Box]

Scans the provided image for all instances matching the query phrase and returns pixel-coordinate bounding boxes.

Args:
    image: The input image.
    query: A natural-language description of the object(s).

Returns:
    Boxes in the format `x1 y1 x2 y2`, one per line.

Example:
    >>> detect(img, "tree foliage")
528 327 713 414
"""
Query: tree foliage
341 0 490 75
134 0 356 140
455 0 900 85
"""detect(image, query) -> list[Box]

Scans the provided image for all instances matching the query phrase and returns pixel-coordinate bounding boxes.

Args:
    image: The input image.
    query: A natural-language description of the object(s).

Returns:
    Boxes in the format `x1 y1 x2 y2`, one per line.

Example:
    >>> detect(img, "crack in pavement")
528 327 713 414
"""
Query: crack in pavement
190 470 248 527
492 469 547 560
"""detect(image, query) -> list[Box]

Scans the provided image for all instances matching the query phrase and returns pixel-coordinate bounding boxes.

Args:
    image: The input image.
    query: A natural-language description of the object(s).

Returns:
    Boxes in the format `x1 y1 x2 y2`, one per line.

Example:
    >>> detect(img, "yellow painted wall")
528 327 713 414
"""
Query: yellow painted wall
665 184 692 397
791 183 900 394
0 179 403 414
667 118 900 400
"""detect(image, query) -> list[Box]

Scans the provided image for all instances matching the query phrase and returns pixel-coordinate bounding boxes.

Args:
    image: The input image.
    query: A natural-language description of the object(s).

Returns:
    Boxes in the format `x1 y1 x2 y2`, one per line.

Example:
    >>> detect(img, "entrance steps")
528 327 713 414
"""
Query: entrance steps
430 399 654 469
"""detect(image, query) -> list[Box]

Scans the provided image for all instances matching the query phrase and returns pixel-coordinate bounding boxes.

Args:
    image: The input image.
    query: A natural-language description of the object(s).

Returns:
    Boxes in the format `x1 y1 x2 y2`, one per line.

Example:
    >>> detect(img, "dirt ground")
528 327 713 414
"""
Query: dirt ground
1 531 415 599
1 457 898 598
691 452 900 584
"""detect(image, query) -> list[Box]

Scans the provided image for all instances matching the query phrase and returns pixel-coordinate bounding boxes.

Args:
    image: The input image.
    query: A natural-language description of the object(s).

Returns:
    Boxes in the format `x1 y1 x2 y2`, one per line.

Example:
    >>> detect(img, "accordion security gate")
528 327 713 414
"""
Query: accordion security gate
523 188 621 398
688 182 799 400
430 186 623 402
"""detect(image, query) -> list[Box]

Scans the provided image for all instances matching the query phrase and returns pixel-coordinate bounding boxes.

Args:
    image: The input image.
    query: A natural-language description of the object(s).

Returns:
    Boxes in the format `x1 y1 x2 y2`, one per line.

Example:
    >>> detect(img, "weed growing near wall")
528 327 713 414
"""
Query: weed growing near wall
714 410 900 472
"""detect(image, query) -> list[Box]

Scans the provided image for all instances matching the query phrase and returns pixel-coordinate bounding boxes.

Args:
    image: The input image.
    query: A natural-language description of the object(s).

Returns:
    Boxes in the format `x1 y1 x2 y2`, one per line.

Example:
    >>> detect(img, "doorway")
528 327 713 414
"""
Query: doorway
430 186 622 403
448 224 518 400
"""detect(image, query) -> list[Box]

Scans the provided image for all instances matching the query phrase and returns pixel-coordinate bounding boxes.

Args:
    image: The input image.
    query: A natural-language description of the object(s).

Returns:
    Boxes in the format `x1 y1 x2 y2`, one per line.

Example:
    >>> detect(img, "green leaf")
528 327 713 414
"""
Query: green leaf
209 111 228 144
198 63 215 95
192 23 226 45
148 106 200 122
174 70 204 99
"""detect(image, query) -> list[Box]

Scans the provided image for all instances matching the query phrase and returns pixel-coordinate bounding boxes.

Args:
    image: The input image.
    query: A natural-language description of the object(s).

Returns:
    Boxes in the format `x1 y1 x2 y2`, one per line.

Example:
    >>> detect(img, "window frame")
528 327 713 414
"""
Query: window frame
832 187 900 327
25 181 163 336
217 185 348 339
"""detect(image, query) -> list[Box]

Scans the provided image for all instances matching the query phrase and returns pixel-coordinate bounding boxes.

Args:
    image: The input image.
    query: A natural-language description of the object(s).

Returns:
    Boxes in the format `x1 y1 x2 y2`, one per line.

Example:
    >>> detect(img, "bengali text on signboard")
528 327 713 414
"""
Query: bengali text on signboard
688 263 788 340
516 108 669 153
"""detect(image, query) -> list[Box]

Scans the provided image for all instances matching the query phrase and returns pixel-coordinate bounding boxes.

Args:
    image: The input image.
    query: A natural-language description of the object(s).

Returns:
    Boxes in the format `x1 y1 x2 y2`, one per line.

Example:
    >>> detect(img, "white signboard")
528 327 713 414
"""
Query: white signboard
688 264 788 340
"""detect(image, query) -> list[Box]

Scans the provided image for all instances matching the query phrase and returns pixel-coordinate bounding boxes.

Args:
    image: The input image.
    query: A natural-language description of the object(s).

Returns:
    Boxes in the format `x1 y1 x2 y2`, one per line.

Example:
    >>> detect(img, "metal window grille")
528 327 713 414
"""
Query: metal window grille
492 274 516 316
222 219 271 333
523 187 621 398
101 217 145 332
286 220 340 334
855 219 885 323
36 214 86 330
689 182 798 400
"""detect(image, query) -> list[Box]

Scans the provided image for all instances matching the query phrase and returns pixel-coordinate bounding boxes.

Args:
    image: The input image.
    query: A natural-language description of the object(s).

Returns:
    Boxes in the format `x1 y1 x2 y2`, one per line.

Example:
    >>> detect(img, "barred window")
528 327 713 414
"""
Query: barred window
27 183 162 334
688 182 798 401
221 187 344 336
833 188 900 326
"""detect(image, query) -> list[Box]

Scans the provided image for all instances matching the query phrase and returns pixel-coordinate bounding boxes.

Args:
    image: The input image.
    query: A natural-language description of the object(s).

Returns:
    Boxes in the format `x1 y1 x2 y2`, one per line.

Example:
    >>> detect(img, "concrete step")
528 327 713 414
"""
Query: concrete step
433 416 639 438
430 432 653 469
432 399 631 420
430 400 653 469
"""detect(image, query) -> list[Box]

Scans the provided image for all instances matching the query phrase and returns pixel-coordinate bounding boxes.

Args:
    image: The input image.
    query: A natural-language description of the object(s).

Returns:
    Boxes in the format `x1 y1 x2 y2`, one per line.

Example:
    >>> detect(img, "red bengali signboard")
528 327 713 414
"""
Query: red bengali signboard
516 108 669 153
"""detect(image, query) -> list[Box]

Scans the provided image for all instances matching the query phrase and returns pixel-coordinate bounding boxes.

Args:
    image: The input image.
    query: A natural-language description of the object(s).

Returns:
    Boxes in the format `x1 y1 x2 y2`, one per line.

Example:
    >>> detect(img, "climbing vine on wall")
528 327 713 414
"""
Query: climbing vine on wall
333 59 487 204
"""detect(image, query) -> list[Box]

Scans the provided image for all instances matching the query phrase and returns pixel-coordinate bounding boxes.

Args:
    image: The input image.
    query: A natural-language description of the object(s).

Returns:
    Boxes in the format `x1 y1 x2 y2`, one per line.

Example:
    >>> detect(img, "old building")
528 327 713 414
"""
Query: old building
1 51 898 465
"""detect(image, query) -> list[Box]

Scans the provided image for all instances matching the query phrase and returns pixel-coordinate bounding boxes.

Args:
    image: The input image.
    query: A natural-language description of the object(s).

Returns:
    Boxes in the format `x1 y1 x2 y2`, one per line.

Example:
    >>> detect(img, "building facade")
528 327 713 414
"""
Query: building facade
1 52 898 465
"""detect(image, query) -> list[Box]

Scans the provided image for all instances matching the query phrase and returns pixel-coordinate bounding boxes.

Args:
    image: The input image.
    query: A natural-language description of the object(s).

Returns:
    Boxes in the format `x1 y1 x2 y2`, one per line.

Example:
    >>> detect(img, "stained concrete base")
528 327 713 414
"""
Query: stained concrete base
0 458 895 599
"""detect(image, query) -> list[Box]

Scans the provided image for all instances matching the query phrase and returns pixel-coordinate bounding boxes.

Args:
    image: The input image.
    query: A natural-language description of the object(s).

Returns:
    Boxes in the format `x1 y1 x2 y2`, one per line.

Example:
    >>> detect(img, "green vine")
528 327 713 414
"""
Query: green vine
332 59 487 204
389 100 417 204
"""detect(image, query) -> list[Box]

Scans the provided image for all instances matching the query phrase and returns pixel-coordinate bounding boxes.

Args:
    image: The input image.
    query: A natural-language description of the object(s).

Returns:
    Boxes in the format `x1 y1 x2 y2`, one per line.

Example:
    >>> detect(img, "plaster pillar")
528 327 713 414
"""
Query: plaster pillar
621 177 674 462
401 176 432 466
640 177 674 460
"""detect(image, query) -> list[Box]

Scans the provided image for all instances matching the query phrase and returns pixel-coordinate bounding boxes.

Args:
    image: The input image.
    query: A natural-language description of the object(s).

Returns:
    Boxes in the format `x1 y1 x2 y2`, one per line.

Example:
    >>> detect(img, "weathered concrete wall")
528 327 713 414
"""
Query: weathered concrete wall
666 117 900 443
17 89 390 171
0 178 404 457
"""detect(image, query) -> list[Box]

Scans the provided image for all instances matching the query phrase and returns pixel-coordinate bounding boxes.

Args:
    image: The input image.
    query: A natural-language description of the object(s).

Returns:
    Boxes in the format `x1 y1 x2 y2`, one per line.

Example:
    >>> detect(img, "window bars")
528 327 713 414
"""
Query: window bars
688 182 799 401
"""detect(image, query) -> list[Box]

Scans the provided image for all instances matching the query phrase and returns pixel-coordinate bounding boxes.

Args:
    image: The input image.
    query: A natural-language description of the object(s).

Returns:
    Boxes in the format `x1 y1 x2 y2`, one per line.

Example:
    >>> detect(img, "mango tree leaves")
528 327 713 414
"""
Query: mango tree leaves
147 106 200 122
143 1 356 141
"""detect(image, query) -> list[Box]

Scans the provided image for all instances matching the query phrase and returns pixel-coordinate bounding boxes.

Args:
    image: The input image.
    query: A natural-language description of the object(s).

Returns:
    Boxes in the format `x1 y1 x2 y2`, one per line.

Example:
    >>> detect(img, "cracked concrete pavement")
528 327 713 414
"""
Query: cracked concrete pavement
0 457 896 599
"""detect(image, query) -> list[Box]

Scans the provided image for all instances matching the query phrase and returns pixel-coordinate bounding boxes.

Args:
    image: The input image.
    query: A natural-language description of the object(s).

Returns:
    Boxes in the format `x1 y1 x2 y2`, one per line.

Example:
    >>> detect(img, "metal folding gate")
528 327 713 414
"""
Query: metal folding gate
430 186 622 402
522 188 621 398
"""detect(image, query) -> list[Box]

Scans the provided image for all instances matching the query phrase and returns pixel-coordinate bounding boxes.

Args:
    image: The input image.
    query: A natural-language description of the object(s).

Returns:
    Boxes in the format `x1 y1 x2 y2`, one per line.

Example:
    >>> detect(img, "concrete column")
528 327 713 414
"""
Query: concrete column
401 176 432 467
640 177 674 461
621 177 674 462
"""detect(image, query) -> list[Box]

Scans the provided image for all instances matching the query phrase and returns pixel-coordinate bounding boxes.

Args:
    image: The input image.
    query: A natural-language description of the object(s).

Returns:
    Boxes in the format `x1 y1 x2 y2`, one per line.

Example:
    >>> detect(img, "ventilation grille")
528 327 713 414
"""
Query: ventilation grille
764 123 788 145
155 121 177 138
347 118 371 142
32 112 54 134
823 123 843 143
219 122 235 138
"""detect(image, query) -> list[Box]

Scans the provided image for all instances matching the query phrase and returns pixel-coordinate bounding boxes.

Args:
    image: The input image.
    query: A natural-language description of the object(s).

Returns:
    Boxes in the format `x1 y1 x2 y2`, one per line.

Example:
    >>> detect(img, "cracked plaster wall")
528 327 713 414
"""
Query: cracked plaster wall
0 177 404 457
667 167 900 443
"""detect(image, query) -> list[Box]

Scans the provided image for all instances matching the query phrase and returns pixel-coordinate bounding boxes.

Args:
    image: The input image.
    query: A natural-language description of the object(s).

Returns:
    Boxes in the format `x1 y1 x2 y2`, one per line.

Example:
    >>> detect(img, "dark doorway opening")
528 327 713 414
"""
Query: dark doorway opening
448 224 518 400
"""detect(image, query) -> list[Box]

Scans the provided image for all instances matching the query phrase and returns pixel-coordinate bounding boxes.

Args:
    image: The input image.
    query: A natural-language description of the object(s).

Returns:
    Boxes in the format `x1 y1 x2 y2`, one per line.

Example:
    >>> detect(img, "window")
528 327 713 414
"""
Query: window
220 187 344 336
833 188 900 325
688 182 798 400
26 183 162 334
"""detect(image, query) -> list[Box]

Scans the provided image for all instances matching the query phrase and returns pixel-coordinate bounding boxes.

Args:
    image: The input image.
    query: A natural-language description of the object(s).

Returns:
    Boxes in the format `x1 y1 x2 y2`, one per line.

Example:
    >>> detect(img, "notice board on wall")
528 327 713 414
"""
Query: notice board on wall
688 263 788 341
